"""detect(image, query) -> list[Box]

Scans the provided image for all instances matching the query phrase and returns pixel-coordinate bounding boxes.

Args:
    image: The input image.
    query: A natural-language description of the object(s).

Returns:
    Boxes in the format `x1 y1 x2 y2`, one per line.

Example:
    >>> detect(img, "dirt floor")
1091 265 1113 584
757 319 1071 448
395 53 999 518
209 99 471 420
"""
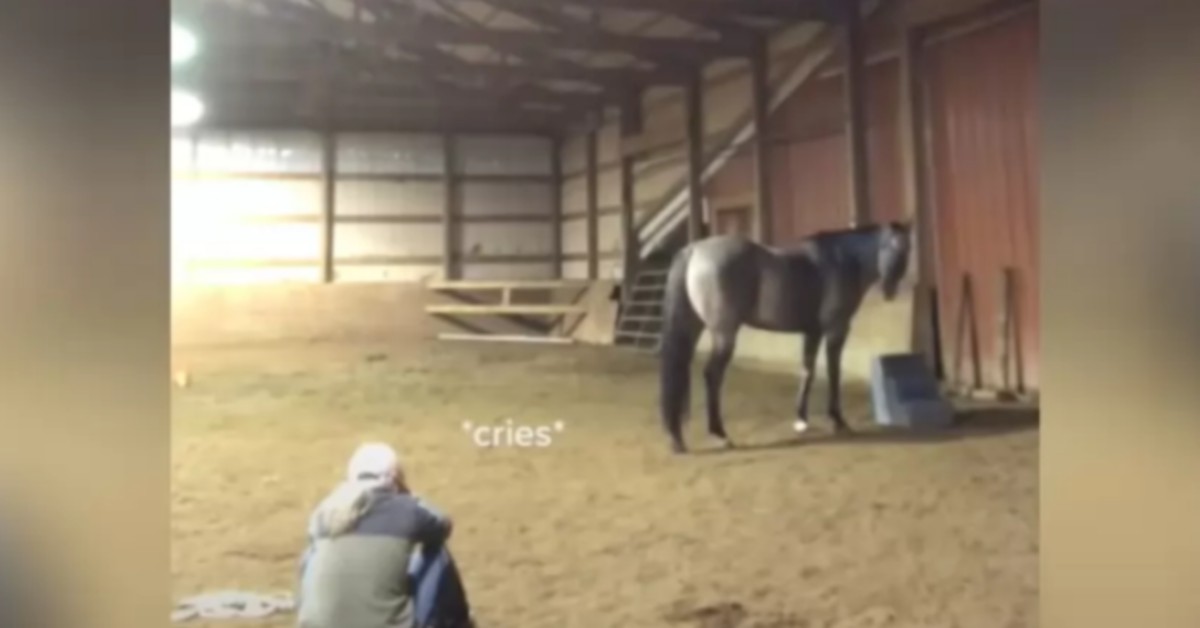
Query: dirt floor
171 340 1038 628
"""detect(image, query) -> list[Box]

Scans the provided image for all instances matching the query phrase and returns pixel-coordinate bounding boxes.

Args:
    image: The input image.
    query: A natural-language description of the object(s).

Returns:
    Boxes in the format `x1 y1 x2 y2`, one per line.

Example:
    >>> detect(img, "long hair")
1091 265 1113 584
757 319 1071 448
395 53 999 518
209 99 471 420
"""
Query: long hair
310 478 389 538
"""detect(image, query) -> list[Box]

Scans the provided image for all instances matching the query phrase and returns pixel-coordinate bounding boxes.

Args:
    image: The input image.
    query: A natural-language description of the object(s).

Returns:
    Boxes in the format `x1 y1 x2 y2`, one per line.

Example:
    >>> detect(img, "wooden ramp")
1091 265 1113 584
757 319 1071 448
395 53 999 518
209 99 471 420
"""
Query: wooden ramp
425 279 592 344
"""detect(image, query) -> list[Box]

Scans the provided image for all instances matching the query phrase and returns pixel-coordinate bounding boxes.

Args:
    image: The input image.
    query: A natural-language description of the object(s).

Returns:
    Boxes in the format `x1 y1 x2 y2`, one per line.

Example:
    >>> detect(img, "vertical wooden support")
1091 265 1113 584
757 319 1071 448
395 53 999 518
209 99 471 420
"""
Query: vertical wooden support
549 136 564 279
900 24 936 284
842 0 872 227
952 273 983 392
585 129 599 280
685 74 706 242
750 42 773 244
899 23 941 370
320 129 336 283
442 133 458 280
619 94 642 302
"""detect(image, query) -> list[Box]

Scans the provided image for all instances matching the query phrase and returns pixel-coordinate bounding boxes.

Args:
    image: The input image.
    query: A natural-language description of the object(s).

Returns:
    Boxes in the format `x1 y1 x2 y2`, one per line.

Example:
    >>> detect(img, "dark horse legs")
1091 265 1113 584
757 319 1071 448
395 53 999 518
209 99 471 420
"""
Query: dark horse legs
703 333 737 447
824 329 853 433
794 332 822 432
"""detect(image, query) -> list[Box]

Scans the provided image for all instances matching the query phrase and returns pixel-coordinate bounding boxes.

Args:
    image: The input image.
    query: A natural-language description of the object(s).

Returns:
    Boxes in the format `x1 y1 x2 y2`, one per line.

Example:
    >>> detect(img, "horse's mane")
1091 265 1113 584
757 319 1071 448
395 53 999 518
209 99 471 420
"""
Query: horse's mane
805 221 909 242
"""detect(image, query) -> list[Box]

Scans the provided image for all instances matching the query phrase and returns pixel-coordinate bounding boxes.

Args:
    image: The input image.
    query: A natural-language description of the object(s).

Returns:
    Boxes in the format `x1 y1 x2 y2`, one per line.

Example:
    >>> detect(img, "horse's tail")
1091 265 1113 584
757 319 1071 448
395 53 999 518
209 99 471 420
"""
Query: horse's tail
659 246 703 445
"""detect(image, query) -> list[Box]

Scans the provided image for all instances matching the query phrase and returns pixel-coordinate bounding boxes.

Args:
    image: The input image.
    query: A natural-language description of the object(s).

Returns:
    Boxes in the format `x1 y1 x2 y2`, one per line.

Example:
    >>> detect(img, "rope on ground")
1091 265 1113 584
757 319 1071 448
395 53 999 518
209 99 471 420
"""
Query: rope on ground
171 591 295 622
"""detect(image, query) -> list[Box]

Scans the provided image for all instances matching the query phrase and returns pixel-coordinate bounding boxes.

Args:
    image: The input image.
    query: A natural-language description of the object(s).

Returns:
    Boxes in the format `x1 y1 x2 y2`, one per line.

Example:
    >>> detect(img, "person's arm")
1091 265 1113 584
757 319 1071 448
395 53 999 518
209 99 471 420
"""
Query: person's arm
412 497 453 547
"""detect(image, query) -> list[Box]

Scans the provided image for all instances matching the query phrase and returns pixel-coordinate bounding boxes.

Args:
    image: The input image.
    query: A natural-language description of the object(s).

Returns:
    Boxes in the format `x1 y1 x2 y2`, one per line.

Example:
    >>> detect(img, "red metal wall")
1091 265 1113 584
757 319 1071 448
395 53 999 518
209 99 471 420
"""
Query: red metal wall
924 7 1040 390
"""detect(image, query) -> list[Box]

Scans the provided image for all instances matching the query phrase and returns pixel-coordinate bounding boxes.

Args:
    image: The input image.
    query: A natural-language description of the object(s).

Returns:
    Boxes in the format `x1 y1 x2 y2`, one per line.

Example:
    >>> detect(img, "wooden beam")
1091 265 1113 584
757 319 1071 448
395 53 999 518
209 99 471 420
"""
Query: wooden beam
684 75 707 242
550 137 564 279
585 130 600 280
539 0 832 22
351 2 752 61
750 41 773 244
426 304 587 315
437 333 576 345
193 73 607 113
320 130 336 283
899 25 935 282
428 279 593 291
204 111 565 136
184 29 680 92
442 134 458 280
619 94 643 300
842 0 873 227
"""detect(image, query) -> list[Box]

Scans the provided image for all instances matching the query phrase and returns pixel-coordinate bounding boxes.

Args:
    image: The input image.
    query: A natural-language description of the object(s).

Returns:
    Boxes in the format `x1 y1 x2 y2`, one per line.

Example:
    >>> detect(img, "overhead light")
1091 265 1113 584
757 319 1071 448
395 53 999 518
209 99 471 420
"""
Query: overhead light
172 89 205 128
172 23 198 66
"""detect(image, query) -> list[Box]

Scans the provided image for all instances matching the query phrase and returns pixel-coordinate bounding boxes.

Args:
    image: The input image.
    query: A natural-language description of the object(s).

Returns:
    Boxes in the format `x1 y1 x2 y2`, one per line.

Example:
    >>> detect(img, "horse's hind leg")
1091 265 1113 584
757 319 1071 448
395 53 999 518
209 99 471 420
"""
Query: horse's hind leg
793 332 822 435
824 327 853 434
704 329 738 449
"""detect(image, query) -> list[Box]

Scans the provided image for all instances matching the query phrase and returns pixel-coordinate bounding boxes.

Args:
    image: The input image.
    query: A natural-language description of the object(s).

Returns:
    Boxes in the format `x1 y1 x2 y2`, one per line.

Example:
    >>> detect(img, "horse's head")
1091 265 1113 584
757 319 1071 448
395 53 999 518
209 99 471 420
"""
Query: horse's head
877 222 912 301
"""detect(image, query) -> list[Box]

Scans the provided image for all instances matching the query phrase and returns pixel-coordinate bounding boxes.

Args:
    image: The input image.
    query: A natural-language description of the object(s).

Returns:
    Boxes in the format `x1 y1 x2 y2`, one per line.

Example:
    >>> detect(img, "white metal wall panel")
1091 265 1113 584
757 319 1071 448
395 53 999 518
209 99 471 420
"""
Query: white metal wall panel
179 223 321 262
455 135 553 176
193 131 322 174
460 182 553 217
561 261 588 279
461 223 555 257
461 262 554 280
174 178 323 220
335 265 443 283
336 133 444 175
172 133 195 173
335 181 444 217
333 223 445 259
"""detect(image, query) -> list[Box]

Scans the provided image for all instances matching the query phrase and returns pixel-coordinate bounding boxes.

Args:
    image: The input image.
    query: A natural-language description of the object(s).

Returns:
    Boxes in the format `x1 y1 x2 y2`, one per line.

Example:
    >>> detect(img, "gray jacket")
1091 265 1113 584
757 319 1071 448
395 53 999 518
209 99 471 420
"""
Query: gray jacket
297 488 451 628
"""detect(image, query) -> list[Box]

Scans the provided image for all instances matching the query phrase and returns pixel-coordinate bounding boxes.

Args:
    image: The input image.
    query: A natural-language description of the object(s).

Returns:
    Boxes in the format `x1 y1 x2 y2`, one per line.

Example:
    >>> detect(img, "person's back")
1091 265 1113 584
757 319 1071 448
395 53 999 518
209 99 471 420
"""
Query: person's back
299 490 444 628
297 443 461 628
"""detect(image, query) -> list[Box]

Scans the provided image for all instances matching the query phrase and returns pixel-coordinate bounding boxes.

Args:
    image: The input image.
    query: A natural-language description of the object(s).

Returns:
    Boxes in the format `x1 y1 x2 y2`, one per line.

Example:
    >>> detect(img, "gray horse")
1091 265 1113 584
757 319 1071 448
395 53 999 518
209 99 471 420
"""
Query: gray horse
658 222 913 454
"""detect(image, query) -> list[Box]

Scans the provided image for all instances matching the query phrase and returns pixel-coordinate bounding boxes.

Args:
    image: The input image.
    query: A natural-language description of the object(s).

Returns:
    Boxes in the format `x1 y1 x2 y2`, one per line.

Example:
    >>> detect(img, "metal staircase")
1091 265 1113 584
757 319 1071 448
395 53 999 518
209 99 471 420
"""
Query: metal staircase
613 252 673 351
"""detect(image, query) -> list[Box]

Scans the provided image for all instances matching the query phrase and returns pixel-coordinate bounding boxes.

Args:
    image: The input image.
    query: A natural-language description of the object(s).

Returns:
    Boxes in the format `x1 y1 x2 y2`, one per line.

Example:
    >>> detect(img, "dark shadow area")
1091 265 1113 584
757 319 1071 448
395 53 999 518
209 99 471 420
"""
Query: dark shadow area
692 404 1040 457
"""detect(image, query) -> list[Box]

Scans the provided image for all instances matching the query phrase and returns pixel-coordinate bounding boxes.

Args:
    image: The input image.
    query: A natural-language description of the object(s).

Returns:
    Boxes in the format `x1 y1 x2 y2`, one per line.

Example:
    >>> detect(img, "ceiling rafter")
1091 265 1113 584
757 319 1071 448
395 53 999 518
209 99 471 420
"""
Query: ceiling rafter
173 0 838 134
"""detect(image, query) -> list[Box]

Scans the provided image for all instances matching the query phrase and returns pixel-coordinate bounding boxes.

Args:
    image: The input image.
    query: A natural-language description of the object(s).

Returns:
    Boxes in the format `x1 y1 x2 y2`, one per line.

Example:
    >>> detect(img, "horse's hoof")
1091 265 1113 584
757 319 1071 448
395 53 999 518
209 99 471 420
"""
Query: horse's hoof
714 437 736 450
670 441 688 455
792 419 810 434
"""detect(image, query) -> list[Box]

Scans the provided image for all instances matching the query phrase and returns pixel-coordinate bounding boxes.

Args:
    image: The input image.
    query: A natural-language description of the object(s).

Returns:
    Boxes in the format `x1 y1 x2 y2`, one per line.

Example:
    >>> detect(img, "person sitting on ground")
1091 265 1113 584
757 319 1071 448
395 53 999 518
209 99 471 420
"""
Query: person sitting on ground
296 442 473 628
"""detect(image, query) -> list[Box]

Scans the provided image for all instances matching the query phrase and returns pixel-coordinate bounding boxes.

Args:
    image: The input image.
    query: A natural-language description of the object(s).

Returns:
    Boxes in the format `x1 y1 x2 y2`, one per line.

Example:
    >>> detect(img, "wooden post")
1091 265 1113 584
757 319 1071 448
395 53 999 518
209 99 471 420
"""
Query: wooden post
442 134 458 280
550 136 564 279
619 95 642 303
320 130 336 283
842 0 872 227
899 23 940 369
585 130 599 280
685 74 706 242
750 42 773 244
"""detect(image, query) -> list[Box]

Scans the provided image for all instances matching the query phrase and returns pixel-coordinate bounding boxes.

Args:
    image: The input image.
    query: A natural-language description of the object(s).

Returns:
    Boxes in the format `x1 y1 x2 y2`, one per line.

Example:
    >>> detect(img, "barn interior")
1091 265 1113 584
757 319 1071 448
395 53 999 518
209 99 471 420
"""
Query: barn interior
170 0 1040 625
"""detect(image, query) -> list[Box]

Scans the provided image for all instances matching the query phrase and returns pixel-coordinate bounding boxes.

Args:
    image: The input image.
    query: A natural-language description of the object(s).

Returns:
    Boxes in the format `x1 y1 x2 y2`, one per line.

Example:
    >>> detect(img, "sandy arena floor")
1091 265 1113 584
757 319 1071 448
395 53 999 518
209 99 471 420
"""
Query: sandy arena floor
171 340 1037 628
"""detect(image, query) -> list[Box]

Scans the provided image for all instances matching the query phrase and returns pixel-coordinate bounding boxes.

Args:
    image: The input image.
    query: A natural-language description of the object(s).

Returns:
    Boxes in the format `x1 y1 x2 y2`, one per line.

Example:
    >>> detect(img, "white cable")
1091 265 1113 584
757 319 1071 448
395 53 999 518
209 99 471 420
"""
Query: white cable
171 591 295 623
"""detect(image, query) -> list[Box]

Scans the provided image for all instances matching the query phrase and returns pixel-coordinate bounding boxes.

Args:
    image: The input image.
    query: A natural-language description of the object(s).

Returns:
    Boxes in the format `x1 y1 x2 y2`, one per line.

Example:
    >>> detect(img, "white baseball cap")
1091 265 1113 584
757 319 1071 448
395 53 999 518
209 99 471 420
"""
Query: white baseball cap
346 442 400 484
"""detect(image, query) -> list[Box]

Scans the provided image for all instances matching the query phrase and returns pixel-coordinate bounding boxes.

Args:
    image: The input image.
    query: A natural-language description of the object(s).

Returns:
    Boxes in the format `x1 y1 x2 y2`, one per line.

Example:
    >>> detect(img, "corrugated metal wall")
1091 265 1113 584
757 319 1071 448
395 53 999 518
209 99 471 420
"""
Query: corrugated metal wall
172 131 325 283
924 6 1040 389
173 130 558 285
456 135 556 280
334 133 446 282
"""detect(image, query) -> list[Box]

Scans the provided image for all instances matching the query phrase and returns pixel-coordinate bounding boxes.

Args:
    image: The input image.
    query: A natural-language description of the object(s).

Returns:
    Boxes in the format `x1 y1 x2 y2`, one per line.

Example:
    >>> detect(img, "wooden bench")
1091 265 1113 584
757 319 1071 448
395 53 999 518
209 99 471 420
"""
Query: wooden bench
425 279 593 343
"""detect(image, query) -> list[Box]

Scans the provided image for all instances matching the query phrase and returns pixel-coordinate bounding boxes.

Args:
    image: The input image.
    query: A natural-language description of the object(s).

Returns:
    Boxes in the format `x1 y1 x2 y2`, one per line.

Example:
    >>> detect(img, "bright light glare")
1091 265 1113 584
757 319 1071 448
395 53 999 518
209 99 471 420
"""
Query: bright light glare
172 23 198 65
172 90 205 128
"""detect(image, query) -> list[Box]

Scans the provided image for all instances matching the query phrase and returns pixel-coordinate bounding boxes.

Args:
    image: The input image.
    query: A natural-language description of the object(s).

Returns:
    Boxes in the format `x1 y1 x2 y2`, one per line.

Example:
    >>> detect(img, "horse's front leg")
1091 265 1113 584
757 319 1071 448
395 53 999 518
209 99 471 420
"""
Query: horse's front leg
793 332 822 435
704 331 738 449
824 328 853 434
